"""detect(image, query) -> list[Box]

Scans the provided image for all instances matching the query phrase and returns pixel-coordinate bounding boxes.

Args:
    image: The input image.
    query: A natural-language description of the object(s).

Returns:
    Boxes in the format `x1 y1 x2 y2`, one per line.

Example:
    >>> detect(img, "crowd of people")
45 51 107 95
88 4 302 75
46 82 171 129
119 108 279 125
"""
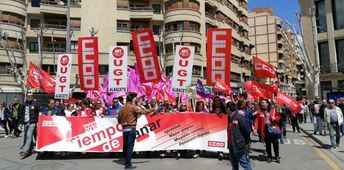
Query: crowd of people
1 92 344 170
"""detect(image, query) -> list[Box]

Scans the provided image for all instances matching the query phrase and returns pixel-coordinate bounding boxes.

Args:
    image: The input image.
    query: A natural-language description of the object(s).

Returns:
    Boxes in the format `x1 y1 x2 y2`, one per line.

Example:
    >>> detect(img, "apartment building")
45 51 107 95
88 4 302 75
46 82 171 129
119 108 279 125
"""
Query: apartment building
1 0 252 98
299 0 344 99
248 8 299 96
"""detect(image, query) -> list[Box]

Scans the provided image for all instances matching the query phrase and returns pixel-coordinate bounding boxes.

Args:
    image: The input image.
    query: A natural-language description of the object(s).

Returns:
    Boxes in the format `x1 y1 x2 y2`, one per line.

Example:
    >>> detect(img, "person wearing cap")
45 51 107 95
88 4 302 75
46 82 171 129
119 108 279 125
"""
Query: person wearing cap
118 93 157 169
227 102 252 170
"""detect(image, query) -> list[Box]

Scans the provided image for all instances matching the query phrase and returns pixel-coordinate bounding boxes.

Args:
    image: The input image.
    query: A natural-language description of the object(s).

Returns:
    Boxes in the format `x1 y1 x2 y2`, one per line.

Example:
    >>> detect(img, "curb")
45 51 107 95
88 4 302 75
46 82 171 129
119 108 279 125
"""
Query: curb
299 126 327 147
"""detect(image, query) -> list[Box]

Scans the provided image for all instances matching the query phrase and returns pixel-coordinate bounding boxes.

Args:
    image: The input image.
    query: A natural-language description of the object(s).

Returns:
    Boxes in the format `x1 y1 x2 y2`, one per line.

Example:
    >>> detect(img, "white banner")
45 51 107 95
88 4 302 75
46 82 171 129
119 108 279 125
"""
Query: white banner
55 54 72 99
172 46 195 93
109 46 128 92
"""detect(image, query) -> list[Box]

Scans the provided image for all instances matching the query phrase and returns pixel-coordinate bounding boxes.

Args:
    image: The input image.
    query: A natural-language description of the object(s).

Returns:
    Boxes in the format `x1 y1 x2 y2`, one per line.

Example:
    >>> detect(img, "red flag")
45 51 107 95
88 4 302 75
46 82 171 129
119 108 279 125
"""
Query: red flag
78 37 99 90
244 81 273 99
132 29 162 83
275 91 301 113
26 62 55 93
206 28 232 86
214 77 233 95
253 56 277 79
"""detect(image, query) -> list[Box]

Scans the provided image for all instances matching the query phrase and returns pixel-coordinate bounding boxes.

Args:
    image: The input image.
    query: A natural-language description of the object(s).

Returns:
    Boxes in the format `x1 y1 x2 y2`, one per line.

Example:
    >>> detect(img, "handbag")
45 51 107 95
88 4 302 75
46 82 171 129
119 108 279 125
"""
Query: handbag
267 125 280 136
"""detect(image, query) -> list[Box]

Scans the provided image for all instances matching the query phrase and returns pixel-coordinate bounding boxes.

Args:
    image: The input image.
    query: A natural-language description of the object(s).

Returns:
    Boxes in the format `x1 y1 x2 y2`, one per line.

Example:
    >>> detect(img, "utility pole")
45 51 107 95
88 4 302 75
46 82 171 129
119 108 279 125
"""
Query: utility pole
33 23 47 67
66 0 71 53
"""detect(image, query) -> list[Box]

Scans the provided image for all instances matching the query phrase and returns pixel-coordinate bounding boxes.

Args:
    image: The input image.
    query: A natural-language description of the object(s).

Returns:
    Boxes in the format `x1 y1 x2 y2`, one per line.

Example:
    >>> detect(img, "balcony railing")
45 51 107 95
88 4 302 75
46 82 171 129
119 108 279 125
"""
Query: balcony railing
42 47 66 53
129 7 153 12
40 0 81 8
205 12 215 20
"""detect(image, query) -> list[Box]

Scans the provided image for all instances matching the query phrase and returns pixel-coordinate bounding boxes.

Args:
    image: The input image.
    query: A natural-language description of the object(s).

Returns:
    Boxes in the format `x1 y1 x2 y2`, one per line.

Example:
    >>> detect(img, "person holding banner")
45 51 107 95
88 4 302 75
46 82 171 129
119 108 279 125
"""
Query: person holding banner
92 99 106 117
195 101 209 113
40 99 64 116
118 93 157 170
107 97 123 118
212 96 226 114
76 99 93 117
227 102 252 170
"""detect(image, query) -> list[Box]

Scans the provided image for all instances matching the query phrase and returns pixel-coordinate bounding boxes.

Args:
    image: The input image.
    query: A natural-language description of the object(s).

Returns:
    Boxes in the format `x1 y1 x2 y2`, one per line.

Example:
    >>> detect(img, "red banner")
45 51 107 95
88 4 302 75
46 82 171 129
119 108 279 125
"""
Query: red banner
26 62 55 93
132 29 161 83
275 91 301 113
253 56 277 79
244 81 273 100
214 77 233 95
78 37 99 90
36 113 228 153
206 28 232 86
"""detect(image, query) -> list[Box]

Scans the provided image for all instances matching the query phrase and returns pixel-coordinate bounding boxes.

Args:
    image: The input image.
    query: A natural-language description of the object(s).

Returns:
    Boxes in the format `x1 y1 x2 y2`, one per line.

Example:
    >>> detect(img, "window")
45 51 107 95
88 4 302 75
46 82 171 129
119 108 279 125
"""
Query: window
30 19 40 29
166 66 173 76
332 0 344 30
315 0 327 32
41 65 56 75
338 80 344 88
99 65 109 75
336 39 344 72
320 81 332 90
29 42 38 52
117 21 130 32
192 66 202 77
31 0 41 7
71 41 78 51
318 42 330 73
153 25 161 35
152 4 161 14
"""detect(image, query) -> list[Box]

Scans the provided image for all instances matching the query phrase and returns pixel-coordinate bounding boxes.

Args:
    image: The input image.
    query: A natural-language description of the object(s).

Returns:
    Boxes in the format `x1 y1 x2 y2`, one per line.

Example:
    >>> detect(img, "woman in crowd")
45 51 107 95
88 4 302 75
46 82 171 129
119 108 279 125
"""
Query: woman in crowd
212 96 226 114
254 99 281 163
76 99 93 117
92 99 106 117
64 103 77 117
195 101 209 113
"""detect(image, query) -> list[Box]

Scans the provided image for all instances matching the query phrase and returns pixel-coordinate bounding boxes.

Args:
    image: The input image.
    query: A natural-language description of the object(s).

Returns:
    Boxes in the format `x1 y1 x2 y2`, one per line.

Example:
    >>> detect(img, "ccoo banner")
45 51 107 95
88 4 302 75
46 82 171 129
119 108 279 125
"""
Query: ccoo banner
78 37 99 90
109 46 128 92
36 113 228 153
55 54 72 99
132 29 161 83
206 28 232 86
171 45 195 93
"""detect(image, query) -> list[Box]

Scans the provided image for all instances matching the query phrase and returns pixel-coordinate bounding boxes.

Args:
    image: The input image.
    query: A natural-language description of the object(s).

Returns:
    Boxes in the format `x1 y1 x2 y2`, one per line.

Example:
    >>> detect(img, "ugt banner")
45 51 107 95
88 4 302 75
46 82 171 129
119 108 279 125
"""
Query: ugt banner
171 45 195 93
109 46 128 92
55 54 72 99
36 113 228 153
132 29 161 83
206 28 232 86
78 37 99 90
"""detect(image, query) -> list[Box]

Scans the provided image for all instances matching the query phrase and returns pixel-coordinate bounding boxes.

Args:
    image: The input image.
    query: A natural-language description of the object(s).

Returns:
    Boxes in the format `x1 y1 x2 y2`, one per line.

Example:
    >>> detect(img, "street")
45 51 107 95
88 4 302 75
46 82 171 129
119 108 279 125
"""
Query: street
0 126 342 170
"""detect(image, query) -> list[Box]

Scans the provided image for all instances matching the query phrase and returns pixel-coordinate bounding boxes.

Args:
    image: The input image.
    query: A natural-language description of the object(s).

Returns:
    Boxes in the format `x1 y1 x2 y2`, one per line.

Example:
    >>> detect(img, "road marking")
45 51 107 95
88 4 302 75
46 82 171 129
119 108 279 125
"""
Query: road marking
284 139 291 144
293 139 306 145
302 136 341 170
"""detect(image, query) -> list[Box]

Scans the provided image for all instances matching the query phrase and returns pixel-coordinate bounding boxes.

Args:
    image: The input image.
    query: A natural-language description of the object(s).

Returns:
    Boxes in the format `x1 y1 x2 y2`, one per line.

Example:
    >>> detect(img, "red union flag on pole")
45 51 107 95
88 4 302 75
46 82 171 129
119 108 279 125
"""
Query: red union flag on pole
109 46 128 92
214 77 233 95
78 37 99 90
206 28 232 86
132 29 161 83
243 81 273 99
26 62 55 93
55 54 72 99
172 45 195 93
253 56 277 79
275 91 301 113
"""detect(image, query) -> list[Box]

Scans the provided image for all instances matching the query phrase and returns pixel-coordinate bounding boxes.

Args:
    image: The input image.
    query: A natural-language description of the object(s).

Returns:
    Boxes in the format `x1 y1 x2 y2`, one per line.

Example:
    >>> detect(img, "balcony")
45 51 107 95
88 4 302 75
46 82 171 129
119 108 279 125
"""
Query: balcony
164 30 202 45
164 9 201 24
39 0 81 16
205 12 216 26
130 7 154 19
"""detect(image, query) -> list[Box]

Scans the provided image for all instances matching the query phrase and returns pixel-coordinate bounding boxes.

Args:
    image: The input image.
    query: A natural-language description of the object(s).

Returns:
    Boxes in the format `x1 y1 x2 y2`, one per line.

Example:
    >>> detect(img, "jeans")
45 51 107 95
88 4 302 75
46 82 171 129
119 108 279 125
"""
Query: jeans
291 116 300 133
313 116 322 134
229 145 252 170
0 120 9 135
328 123 340 148
23 123 36 153
265 134 279 158
340 123 344 136
123 129 136 167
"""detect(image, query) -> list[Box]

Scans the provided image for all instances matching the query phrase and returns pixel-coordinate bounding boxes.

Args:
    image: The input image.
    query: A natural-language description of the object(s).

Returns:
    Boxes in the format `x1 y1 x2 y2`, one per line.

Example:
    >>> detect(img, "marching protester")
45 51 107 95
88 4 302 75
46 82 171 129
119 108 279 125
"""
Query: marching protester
92 99 106 117
107 97 123 118
0 102 11 138
279 104 289 143
300 100 309 123
254 99 281 163
338 98 344 136
118 93 157 170
227 102 252 170
195 101 209 113
312 97 323 135
320 100 328 135
290 106 300 133
324 99 343 149
41 99 64 116
212 96 226 114
64 103 77 117
76 99 93 117
9 97 23 137
19 93 39 159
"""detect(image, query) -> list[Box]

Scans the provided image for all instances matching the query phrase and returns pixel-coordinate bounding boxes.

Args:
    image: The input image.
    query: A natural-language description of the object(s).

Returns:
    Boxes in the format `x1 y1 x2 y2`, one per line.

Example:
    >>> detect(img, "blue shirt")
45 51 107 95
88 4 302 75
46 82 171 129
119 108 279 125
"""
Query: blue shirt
107 104 123 117
41 106 64 116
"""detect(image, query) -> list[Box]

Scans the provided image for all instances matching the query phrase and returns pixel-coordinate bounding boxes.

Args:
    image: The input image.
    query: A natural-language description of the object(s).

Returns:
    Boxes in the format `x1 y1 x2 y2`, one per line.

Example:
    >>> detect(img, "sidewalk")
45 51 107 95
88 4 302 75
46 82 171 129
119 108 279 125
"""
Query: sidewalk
298 122 344 163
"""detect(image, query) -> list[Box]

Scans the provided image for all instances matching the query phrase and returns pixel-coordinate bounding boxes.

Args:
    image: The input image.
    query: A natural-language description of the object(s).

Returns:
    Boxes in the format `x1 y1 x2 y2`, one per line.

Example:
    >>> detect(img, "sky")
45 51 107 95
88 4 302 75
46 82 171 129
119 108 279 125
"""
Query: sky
248 0 301 33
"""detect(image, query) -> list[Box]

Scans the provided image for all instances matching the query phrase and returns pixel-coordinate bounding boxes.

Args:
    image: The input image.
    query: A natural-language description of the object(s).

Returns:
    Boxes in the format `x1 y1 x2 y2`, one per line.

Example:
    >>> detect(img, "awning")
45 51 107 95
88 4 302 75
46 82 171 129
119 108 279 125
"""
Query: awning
0 86 23 93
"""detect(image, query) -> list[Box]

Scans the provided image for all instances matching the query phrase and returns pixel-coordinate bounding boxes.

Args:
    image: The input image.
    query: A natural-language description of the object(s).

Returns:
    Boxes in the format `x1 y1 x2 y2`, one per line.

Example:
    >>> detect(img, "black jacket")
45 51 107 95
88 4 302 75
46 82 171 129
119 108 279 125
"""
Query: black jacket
0 107 10 121
19 101 39 124
228 112 251 153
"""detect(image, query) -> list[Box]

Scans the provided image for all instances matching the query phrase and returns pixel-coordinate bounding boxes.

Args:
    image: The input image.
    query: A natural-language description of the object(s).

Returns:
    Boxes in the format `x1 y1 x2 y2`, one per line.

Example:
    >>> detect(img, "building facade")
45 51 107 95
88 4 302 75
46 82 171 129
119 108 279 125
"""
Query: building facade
1 0 252 98
248 8 298 96
299 0 344 99
0 0 26 104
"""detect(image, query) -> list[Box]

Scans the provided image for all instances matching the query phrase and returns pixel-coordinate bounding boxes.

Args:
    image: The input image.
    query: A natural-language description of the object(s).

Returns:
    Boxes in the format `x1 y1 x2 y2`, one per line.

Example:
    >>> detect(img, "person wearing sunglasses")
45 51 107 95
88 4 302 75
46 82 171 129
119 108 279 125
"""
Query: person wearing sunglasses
107 97 123 118
324 99 343 150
